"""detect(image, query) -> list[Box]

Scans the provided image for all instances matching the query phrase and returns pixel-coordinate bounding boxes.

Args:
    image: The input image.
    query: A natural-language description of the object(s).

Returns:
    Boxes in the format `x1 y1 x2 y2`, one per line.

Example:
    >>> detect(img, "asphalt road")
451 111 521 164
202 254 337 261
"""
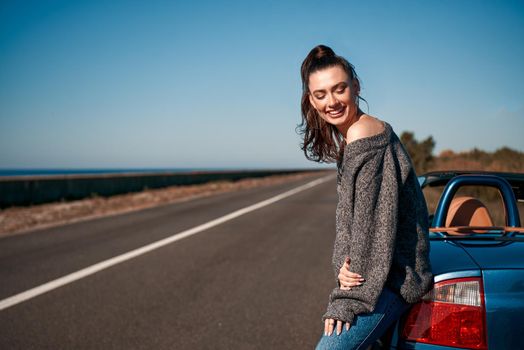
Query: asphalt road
0 172 338 349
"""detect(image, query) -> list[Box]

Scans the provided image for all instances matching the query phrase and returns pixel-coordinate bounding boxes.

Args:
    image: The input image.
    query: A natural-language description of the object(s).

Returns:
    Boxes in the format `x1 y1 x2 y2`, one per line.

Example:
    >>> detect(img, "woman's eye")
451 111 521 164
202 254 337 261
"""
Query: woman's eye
314 94 325 100
336 87 346 94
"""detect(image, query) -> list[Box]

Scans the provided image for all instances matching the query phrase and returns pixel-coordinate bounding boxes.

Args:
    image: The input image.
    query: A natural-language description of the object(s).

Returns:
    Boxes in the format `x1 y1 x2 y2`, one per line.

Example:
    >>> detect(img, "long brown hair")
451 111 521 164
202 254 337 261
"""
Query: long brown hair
297 45 362 164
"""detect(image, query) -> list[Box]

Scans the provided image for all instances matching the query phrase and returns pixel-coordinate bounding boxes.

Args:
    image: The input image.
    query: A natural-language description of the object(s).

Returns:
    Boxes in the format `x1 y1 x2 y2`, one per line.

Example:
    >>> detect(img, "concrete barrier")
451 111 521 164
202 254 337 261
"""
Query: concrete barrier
0 169 323 208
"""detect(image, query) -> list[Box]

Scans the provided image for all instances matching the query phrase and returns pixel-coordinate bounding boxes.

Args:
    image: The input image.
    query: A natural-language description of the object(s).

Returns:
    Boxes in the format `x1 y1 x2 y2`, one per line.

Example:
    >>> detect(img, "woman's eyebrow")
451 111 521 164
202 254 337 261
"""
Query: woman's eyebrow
332 82 348 89
311 82 347 94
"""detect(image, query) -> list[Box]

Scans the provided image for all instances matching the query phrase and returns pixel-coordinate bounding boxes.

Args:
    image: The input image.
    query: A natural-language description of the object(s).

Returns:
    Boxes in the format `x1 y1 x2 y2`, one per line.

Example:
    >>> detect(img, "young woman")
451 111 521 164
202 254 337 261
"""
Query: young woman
299 45 433 350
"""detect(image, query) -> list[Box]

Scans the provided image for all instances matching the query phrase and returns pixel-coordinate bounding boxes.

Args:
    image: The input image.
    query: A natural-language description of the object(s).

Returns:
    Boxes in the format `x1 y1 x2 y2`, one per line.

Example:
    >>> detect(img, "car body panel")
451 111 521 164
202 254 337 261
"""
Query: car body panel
459 240 524 269
454 241 524 349
427 240 480 275
482 269 524 349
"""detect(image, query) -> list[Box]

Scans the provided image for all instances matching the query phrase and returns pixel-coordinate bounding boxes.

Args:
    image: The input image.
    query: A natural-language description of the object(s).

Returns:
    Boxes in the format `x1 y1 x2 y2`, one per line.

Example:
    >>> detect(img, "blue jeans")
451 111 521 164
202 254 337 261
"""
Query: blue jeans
315 286 411 350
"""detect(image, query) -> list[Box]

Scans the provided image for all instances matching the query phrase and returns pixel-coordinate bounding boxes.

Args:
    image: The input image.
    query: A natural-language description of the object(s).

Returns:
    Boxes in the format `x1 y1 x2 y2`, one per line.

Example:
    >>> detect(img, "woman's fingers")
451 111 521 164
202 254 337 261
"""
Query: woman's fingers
325 318 350 336
324 318 335 336
339 271 364 282
345 271 364 279
336 320 343 335
338 271 365 288
340 278 364 286
338 258 365 289
341 267 364 279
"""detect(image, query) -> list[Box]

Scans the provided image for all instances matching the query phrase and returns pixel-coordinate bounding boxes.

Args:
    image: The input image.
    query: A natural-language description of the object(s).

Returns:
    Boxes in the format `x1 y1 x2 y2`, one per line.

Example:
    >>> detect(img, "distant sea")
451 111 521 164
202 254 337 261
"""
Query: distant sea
0 168 236 177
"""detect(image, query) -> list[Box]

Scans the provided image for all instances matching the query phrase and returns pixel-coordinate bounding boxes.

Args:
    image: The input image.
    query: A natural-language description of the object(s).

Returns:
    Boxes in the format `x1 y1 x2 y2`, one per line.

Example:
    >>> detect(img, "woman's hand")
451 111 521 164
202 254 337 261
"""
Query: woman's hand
323 258 361 336
338 257 365 290
324 318 351 336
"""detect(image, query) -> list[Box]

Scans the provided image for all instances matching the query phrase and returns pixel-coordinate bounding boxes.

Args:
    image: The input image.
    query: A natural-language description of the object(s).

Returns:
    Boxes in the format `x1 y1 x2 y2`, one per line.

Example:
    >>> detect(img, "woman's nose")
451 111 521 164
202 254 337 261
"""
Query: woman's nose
327 94 338 107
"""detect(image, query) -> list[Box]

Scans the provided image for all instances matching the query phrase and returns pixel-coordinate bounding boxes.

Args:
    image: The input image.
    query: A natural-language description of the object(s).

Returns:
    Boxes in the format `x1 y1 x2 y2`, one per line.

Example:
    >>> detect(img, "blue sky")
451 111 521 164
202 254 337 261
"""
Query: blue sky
1 0 523 169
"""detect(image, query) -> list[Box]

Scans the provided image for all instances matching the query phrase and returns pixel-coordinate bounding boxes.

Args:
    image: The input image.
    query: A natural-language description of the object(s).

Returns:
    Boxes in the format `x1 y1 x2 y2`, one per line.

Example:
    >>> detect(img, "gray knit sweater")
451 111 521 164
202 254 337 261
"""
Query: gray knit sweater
323 121 433 325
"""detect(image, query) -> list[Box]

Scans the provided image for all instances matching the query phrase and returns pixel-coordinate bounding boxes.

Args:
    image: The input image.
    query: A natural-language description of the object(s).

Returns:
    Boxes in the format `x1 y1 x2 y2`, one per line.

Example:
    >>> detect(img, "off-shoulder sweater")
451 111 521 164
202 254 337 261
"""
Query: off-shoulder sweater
323 120 433 325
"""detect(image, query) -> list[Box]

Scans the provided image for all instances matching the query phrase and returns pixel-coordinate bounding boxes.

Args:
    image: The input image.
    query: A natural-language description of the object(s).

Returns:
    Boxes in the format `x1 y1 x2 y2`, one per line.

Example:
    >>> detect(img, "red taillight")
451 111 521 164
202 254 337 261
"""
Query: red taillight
401 277 487 349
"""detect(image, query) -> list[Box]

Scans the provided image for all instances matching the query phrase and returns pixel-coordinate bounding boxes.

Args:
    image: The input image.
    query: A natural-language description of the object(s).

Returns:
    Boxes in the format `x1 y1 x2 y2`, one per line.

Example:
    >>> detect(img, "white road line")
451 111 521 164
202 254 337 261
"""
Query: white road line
0 173 335 311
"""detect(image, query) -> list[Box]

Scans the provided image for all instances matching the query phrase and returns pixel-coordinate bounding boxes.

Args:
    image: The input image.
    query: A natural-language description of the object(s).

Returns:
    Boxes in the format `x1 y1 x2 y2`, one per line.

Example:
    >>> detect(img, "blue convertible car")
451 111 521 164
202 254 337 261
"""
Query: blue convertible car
380 171 524 350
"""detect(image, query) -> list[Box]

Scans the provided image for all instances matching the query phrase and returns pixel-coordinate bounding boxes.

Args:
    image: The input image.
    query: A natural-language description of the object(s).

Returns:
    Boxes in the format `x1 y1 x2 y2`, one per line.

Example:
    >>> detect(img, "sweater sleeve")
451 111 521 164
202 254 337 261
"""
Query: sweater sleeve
322 147 401 324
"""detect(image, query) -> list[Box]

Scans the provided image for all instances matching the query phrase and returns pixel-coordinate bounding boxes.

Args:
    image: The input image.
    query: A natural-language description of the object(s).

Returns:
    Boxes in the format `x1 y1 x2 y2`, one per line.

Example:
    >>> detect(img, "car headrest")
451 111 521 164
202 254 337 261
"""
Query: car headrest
445 196 494 227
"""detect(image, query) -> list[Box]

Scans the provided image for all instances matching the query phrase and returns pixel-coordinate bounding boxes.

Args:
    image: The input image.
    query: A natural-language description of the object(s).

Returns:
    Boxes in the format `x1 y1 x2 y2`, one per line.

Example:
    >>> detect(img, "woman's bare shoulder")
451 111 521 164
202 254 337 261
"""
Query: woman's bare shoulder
346 115 385 144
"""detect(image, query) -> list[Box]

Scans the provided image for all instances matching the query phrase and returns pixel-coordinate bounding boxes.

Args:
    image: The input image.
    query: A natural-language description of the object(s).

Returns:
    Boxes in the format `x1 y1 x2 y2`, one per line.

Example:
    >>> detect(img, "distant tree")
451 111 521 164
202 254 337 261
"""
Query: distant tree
400 131 435 174
493 147 522 160
399 133 524 173
438 149 455 158
491 147 524 172
468 147 490 163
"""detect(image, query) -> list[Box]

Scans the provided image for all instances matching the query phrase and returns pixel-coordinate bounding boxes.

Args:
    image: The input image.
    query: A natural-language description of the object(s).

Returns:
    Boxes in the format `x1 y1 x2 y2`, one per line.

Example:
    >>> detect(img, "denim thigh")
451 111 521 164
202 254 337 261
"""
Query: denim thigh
315 287 411 350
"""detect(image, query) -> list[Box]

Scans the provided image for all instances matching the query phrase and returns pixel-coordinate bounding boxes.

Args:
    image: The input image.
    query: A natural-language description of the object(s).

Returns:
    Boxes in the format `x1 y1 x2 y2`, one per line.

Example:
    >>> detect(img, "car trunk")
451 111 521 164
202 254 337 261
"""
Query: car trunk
427 239 480 276
458 240 524 350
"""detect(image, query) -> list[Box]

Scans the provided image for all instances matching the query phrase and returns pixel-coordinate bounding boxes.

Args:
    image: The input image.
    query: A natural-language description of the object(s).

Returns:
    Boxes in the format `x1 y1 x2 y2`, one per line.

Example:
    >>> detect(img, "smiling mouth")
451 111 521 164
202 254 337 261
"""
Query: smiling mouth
327 106 346 117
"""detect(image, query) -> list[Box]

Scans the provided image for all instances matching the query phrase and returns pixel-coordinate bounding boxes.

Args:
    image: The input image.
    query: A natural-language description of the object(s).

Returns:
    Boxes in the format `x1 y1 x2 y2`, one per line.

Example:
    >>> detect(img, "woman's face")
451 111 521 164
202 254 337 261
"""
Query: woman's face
308 65 359 130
